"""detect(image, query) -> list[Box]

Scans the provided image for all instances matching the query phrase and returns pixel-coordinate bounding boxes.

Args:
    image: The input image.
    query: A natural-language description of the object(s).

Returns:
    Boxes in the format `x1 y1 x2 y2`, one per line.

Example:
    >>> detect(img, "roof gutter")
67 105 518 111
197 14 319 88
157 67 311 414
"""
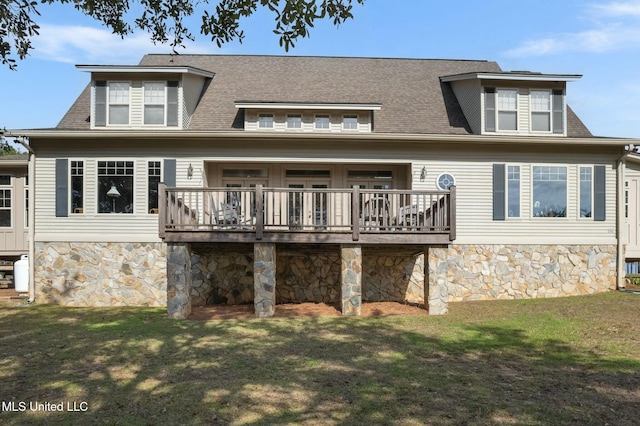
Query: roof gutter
617 144 636 290
10 129 637 147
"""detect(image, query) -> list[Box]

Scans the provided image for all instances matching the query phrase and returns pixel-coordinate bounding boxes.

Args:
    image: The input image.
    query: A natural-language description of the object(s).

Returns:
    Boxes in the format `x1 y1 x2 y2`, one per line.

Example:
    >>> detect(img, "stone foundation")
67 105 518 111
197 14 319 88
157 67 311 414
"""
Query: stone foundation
190 244 254 306
362 247 425 305
35 242 167 306
34 241 618 315
429 244 617 303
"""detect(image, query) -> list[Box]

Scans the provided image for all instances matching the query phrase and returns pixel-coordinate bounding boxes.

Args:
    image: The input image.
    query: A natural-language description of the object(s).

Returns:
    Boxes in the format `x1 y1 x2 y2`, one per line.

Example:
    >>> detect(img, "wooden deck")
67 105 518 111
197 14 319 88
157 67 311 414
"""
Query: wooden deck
158 185 456 245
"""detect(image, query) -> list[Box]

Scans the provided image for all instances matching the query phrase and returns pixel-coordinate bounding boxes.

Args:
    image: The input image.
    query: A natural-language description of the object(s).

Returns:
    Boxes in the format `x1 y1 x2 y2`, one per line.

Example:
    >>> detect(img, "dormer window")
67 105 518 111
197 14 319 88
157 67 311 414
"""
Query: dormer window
144 82 165 125
286 114 302 129
94 79 180 128
315 115 330 129
497 89 518 131
108 82 130 125
530 90 551 131
259 114 274 128
343 115 358 130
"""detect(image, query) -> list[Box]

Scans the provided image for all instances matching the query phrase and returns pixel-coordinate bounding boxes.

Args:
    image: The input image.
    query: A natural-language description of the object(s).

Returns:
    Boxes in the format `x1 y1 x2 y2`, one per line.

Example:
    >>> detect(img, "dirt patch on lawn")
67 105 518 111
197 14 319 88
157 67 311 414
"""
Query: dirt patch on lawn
189 302 429 320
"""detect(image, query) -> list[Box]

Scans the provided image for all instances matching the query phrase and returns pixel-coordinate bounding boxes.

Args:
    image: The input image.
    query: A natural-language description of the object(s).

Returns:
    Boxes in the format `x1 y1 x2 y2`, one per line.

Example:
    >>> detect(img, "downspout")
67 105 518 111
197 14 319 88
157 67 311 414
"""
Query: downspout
617 144 634 290
15 137 35 303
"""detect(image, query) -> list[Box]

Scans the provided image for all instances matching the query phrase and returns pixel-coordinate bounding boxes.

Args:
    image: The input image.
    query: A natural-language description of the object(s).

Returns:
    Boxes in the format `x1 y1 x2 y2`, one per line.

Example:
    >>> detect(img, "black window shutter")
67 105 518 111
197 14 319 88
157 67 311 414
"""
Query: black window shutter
95 81 107 127
164 159 177 187
594 165 606 221
552 89 564 134
485 87 496 132
493 163 505 220
167 81 179 127
55 159 69 217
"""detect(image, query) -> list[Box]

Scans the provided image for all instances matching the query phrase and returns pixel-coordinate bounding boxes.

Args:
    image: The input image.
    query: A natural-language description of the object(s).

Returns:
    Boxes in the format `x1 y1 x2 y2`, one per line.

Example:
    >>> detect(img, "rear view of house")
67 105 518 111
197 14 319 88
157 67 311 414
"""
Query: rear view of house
14 55 636 317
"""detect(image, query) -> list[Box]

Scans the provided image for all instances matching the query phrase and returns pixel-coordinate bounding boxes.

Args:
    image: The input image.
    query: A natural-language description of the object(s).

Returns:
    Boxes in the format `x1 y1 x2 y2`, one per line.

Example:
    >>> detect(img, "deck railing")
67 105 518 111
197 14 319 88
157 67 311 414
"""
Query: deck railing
158 184 456 241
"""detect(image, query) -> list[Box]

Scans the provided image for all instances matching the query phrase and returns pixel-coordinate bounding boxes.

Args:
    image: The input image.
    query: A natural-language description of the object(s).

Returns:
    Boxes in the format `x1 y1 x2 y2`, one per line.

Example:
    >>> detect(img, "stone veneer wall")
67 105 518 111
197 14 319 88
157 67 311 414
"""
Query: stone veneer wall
276 248 341 305
190 244 254 306
35 242 167 306
362 247 425 305
189 244 425 307
428 244 617 303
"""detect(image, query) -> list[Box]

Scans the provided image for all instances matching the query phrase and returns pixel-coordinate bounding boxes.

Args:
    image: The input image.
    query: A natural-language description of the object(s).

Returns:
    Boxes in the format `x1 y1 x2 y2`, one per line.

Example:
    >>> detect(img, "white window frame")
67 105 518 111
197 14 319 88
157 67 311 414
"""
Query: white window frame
506 165 521 219
435 172 456 191
70 160 84 215
258 114 274 129
107 81 130 125
147 160 162 214
0 175 11 228
286 114 302 129
531 165 568 219
143 82 167 126
97 160 136 214
578 165 594 220
530 89 552 133
342 115 359 130
314 114 330 130
497 88 518 132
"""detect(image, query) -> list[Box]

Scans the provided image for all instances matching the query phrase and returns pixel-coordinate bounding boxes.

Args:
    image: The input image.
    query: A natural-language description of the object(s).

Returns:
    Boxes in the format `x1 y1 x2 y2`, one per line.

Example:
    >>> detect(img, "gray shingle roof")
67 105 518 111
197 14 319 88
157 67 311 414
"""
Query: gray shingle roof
57 54 592 137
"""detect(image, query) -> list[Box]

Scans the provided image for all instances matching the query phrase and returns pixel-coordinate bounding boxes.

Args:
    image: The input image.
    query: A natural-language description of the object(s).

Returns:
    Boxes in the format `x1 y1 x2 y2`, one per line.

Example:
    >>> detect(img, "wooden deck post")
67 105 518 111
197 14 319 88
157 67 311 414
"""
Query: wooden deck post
255 184 264 240
352 185 360 241
449 185 457 241
158 183 167 239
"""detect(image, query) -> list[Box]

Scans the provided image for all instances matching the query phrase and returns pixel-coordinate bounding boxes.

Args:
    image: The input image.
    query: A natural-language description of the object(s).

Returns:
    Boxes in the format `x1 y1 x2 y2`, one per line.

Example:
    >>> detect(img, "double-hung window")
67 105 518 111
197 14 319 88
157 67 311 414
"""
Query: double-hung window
144 82 165 125
485 88 518 132
497 89 518 131
108 82 129 125
0 175 11 227
532 166 567 218
531 90 551 132
97 161 134 214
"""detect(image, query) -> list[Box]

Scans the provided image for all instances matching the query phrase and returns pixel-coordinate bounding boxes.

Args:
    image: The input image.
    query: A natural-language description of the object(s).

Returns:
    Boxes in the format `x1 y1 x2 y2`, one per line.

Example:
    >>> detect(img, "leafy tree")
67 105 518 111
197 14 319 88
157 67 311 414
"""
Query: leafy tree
0 138 21 155
1 0 365 70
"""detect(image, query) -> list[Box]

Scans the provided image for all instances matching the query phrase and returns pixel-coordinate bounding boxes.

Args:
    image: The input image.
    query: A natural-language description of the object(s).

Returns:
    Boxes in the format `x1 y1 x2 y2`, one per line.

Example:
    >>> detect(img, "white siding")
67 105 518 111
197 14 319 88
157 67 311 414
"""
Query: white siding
33 140 619 246
411 149 617 245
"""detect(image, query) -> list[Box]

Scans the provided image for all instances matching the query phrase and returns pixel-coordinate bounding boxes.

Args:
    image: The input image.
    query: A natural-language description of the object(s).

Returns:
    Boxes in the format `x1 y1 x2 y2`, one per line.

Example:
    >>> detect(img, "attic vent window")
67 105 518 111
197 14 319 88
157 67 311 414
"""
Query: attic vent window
259 114 274 128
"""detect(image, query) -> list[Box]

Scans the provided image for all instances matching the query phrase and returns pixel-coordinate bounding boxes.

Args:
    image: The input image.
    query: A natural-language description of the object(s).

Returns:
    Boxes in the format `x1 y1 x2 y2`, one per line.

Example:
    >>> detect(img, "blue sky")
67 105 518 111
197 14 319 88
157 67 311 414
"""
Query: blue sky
2 0 640 138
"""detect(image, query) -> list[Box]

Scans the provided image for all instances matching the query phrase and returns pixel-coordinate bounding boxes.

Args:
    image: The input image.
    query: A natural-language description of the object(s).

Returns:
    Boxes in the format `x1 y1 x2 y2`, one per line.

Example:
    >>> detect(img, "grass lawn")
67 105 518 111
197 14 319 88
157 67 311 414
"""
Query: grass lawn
0 292 639 425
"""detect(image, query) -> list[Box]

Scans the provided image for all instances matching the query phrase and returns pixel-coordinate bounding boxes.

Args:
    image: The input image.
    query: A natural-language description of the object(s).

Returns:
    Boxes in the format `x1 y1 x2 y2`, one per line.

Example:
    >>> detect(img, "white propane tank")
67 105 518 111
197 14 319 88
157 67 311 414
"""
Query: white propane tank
14 254 29 293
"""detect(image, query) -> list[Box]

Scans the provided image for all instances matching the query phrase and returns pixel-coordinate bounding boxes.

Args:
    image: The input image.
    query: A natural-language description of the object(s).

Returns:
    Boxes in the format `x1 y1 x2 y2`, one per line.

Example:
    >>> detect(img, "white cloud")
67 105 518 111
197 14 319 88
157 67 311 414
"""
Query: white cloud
505 1 640 57
32 24 216 64
590 0 640 17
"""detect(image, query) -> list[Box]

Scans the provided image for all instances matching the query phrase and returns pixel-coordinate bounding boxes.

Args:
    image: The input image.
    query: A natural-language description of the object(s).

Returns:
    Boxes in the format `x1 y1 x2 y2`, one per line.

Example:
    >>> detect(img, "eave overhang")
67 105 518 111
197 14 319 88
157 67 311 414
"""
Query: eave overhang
76 65 215 78
234 102 382 111
11 129 634 147
440 71 582 83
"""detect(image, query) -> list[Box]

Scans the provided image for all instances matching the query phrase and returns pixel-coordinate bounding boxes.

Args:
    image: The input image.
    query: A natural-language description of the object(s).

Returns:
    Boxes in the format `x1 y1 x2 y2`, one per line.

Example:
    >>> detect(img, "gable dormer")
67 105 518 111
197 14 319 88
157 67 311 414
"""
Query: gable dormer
76 65 214 130
441 71 582 137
